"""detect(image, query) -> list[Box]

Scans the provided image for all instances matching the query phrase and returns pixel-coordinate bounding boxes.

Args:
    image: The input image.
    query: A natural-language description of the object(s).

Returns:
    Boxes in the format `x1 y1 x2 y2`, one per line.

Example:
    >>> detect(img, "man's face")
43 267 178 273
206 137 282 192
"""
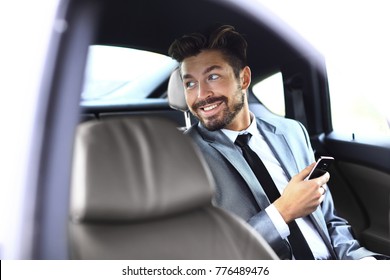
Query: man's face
181 50 250 131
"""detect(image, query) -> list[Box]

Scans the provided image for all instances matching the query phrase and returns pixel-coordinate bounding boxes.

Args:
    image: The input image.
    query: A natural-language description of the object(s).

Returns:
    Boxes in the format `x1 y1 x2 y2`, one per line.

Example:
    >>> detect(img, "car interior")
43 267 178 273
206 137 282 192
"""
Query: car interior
31 0 390 259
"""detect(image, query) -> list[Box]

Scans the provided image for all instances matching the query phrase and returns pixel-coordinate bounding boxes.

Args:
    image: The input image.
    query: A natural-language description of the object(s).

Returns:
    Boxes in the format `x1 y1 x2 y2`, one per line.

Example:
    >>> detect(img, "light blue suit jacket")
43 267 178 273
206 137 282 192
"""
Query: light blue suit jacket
186 115 384 260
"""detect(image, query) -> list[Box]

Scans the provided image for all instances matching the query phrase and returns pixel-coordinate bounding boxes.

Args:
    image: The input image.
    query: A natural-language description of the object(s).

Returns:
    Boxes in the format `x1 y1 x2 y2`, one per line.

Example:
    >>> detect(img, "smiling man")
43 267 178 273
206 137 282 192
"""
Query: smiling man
168 25 387 260
180 50 250 131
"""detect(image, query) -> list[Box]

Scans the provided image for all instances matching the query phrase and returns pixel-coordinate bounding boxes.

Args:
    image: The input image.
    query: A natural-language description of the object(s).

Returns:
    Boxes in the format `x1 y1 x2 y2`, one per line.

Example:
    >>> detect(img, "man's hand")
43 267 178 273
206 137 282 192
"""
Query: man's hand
273 163 330 223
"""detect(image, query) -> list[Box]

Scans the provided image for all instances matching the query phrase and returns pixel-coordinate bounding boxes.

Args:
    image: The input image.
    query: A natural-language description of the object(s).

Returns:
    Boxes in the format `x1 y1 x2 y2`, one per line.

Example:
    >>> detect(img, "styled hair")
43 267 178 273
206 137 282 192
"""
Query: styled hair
168 25 247 78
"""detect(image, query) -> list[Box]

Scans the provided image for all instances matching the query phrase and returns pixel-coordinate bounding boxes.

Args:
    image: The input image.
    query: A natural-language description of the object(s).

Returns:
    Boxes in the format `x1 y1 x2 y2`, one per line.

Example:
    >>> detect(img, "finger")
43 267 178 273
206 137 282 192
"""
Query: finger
319 172 330 185
311 172 330 187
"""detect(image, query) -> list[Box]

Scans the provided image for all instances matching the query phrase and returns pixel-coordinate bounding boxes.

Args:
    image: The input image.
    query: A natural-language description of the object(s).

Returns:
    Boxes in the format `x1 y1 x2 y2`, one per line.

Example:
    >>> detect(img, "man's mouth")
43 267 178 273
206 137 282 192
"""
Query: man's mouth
192 96 228 119
198 100 225 117
202 103 219 111
194 97 227 110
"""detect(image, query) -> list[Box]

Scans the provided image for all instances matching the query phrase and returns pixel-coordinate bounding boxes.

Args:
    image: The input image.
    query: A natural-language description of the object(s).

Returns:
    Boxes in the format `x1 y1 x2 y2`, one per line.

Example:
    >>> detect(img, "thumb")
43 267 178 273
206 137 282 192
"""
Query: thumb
294 162 316 181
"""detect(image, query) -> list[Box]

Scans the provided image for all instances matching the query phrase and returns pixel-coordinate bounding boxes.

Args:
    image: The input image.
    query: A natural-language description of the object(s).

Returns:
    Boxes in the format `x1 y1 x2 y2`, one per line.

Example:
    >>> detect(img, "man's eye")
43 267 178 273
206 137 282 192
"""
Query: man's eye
209 74 219 81
185 81 196 89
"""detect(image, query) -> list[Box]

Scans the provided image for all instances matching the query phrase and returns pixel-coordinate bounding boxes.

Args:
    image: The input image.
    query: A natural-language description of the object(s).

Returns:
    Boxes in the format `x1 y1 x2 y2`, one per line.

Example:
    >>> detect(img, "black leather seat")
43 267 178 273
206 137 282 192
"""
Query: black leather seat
69 116 278 259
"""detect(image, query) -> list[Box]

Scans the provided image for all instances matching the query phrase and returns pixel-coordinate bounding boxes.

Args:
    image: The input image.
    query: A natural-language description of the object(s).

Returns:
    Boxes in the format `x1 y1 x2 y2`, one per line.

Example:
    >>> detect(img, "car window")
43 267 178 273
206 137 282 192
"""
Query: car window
329 66 390 136
252 72 285 117
258 0 390 137
81 45 178 106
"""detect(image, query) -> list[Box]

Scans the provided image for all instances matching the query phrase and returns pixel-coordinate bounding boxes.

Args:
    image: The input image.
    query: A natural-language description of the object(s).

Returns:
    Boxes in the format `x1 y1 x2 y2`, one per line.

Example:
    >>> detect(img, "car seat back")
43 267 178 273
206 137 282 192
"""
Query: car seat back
69 116 278 259
167 68 192 129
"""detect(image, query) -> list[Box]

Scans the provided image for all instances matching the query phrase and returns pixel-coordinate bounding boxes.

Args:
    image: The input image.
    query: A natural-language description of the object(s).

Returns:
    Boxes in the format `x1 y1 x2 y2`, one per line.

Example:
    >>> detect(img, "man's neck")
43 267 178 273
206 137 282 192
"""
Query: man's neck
223 106 252 131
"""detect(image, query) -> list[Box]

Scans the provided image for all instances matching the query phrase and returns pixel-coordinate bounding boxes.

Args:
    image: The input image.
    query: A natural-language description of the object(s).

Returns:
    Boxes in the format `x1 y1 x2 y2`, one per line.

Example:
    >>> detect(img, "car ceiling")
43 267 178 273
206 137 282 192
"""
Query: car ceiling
95 0 320 80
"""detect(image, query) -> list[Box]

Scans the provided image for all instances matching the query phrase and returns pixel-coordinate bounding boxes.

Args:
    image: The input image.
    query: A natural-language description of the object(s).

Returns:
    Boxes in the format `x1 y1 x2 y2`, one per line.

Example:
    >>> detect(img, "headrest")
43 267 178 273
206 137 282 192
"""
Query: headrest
167 68 189 112
70 117 215 222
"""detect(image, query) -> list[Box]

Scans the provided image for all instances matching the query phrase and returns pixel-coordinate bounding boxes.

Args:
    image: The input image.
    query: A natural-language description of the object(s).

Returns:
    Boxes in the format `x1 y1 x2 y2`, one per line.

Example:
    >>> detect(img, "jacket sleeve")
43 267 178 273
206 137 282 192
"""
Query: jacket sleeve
248 210 293 259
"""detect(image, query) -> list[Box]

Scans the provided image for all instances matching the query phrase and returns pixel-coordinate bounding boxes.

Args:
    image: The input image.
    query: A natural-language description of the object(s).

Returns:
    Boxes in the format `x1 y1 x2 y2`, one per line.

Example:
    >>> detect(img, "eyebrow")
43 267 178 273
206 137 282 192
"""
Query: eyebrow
182 65 223 80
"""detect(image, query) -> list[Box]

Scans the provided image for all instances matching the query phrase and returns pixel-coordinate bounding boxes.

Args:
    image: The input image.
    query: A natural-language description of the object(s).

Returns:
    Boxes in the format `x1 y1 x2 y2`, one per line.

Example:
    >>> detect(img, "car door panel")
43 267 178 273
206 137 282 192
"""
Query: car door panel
322 132 390 256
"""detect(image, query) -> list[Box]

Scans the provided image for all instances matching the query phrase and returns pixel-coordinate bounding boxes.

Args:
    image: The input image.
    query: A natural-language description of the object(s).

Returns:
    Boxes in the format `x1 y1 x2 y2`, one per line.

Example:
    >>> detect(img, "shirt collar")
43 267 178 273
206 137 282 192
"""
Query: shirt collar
221 112 258 143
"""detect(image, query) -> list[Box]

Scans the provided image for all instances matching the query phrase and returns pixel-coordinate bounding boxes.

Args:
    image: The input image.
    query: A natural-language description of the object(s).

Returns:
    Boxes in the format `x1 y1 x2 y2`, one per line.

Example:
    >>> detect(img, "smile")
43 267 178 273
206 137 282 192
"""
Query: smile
203 104 218 111
199 101 224 115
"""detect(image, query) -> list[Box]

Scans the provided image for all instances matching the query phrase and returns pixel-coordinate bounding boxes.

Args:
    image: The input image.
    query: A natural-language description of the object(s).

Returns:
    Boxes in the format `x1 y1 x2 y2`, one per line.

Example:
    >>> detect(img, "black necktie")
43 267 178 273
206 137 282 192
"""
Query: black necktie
235 133 315 260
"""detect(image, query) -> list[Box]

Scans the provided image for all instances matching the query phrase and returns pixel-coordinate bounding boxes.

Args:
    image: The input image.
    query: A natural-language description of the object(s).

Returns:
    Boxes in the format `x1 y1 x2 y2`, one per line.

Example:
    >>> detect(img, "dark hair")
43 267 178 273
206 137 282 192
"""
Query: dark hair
168 25 247 78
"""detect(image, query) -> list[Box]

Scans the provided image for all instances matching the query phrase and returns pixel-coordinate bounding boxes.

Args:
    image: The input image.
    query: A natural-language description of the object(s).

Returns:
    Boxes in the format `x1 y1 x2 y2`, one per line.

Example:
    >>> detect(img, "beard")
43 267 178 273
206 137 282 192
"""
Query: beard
190 88 245 131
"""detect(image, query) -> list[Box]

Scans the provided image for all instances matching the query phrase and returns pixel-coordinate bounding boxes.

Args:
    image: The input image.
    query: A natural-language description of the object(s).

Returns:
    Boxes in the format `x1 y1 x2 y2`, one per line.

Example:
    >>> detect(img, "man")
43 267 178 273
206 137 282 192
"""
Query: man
168 25 387 260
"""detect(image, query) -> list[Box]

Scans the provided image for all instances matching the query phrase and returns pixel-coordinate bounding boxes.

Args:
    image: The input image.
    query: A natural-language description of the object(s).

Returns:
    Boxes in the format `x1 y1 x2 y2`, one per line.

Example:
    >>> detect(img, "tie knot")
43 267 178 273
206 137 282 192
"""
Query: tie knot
235 133 252 148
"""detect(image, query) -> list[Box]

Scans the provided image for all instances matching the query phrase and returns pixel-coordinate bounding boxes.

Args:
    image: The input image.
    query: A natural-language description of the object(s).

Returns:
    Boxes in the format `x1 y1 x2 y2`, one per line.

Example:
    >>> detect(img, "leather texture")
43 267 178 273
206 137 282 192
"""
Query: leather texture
69 116 279 259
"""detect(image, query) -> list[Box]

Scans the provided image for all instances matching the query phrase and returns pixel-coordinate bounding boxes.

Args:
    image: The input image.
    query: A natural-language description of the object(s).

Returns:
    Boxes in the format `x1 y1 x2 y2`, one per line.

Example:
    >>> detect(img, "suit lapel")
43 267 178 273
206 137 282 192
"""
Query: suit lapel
256 119 299 180
197 125 271 210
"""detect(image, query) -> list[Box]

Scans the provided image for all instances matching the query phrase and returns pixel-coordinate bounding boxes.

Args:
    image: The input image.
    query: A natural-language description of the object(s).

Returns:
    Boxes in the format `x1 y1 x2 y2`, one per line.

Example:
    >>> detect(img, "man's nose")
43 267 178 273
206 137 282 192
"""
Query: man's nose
197 81 212 99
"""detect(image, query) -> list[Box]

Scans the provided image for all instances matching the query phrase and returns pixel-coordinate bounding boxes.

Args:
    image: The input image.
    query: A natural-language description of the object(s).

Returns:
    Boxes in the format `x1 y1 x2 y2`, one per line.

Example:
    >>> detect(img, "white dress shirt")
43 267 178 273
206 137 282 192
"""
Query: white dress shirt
221 113 331 259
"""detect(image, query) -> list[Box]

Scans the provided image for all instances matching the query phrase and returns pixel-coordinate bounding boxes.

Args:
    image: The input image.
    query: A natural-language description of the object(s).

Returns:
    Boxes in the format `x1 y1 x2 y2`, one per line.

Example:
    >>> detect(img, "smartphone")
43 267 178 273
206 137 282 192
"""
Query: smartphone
306 156 334 180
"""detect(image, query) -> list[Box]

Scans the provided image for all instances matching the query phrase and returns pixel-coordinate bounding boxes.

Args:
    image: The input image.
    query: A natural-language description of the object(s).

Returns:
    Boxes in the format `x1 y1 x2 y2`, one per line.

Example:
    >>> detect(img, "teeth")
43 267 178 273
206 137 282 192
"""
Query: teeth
203 104 218 111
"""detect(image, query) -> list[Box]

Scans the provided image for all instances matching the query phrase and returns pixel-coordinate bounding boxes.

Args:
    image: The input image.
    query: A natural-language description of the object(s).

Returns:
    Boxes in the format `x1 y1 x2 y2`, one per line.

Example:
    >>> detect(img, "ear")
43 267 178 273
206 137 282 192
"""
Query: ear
240 66 251 91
